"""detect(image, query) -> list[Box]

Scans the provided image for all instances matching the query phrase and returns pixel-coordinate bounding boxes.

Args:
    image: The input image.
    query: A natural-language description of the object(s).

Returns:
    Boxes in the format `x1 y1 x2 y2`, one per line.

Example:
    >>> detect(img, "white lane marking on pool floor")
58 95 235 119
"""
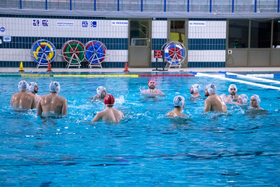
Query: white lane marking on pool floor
227 72 280 85
196 73 280 91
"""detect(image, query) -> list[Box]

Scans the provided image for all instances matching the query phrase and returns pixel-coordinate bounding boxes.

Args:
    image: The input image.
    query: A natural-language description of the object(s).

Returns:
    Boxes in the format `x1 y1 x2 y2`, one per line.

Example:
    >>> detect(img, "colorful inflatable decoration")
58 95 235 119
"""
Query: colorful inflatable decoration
162 41 186 68
62 40 85 68
31 39 56 68
85 40 107 68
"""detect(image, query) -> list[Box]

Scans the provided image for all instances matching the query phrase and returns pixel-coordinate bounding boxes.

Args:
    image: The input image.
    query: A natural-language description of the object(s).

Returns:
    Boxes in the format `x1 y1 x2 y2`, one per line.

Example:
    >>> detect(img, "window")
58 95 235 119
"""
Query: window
228 20 249 48
213 0 231 13
170 21 185 44
273 19 280 48
235 0 254 12
190 0 209 12
250 20 271 48
167 0 187 12
130 20 149 46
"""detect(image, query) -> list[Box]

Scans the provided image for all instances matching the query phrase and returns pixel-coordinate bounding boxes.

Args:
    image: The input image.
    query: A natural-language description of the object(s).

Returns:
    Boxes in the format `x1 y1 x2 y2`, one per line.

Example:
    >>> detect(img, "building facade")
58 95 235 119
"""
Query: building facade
0 0 279 68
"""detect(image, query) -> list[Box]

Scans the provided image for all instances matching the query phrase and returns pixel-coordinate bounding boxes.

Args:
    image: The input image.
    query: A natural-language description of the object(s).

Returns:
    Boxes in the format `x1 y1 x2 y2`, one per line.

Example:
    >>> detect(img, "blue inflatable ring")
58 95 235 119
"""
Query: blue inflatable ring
85 40 106 64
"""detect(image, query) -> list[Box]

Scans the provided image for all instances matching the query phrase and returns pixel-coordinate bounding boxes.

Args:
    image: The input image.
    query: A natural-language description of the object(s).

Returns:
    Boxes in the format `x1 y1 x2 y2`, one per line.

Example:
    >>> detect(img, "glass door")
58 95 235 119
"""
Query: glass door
128 20 151 68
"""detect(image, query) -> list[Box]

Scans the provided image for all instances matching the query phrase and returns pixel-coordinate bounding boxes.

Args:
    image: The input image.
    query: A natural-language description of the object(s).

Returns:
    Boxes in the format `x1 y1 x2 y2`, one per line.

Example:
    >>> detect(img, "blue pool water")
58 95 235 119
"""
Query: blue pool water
1 73 280 186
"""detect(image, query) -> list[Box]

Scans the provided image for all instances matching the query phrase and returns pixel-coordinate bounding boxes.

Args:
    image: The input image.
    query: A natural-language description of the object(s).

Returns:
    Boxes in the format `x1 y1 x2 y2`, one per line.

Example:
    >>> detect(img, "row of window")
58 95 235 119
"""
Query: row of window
169 19 280 49
0 0 279 13
229 19 280 48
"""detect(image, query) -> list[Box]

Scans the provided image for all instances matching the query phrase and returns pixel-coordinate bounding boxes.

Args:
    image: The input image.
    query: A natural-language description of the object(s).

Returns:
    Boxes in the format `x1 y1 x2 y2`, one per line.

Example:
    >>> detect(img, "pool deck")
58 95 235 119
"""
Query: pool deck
1 67 280 73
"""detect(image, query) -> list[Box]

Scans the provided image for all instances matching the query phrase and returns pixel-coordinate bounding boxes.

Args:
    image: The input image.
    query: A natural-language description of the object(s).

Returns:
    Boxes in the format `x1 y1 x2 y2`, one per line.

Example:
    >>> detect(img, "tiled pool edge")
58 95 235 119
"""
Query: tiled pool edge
1 67 280 73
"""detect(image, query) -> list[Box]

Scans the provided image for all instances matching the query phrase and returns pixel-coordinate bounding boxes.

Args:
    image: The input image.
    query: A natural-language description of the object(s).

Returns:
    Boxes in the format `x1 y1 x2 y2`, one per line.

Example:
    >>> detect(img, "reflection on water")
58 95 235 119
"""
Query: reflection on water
0 76 280 185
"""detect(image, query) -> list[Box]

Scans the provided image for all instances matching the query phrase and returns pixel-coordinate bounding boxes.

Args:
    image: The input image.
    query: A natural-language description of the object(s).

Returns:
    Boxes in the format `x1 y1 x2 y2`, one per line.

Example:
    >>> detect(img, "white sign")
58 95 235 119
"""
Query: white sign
56 21 74 27
3 36 11 42
112 20 128 26
189 21 206 27
0 39 2 44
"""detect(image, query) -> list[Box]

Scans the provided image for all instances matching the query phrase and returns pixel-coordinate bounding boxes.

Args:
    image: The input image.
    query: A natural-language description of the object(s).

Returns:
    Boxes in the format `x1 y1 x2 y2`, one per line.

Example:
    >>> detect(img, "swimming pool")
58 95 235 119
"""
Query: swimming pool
1 72 280 185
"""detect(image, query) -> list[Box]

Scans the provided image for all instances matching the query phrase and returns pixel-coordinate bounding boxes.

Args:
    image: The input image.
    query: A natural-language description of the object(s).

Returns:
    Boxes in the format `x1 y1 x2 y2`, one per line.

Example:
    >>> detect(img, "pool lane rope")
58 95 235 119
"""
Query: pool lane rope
162 41 186 68
85 40 107 68
197 72 280 91
0 74 195 78
31 39 56 68
62 40 85 68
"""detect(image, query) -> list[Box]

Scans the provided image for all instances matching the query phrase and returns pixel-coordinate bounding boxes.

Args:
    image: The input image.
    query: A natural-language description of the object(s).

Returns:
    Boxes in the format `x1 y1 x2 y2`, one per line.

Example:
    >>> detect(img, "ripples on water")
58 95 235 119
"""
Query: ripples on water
1 76 280 185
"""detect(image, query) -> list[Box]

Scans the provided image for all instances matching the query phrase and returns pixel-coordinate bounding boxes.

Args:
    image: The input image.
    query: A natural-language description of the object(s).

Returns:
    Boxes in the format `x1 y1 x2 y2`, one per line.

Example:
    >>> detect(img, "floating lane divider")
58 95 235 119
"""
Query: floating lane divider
53 74 139 78
227 72 280 85
0 74 195 78
22 74 52 77
0 74 51 77
138 74 195 77
197 72 280 91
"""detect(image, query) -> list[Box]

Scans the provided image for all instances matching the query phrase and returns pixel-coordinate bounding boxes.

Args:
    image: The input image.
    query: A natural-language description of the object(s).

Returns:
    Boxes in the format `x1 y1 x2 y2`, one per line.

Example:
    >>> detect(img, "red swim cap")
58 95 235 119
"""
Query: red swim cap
148 79 156 86
104 94 115 105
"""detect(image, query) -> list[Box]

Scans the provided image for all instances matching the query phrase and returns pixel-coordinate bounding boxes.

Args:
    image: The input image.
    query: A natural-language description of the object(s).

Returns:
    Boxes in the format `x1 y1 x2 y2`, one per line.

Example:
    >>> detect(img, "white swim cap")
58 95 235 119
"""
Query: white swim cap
173 95 185 108
191 84 200 93
206 84 216 95
18 80 28 91
239 94 248 104
251 94 261 104
29 82 37 93
49 81 60 93
228 84 238 92
96 86 106 95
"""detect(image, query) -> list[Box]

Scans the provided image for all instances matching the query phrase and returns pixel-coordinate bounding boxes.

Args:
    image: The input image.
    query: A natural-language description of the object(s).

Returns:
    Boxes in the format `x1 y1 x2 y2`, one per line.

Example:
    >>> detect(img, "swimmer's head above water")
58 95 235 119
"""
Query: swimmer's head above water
49 81 60 93
250 94 261 108
190 84 200 94
104 94 115 107
173 95 185 109
238 94 248 105
96 86 106 98
18 80 28 92
205 83 216 96
228 84 238 96
148 79 156 89
29 82 38 94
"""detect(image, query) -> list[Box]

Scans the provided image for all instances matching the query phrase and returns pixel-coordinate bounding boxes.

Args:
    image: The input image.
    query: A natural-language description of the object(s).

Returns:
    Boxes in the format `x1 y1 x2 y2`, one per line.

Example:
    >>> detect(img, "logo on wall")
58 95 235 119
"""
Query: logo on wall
0 26 5 32
42 20 49 27
91 21 97 28
82 21 88 27
33 20 40 26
